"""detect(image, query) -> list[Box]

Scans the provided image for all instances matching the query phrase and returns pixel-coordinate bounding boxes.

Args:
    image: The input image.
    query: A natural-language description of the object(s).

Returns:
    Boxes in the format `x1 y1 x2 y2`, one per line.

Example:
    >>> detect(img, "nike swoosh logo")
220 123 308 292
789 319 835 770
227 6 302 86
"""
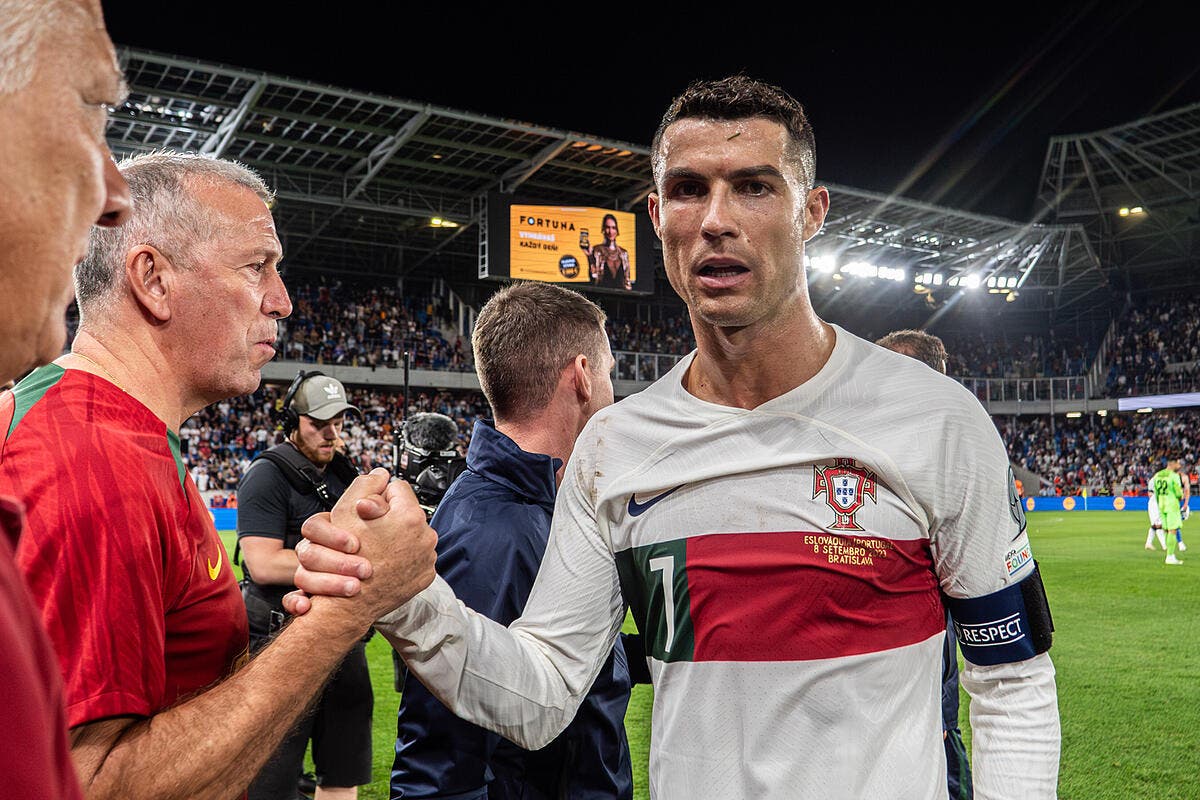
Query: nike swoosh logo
628 486 682 517
206 547 223 580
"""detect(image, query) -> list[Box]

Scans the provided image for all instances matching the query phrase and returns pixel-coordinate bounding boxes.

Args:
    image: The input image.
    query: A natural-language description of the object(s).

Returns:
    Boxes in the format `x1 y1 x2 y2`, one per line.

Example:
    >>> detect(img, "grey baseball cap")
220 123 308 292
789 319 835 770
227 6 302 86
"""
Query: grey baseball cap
292 375 360 421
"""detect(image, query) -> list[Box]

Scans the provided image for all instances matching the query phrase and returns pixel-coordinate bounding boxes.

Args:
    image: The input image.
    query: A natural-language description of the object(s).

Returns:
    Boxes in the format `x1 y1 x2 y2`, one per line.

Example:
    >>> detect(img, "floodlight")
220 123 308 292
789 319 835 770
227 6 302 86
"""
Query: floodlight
809 255 836 273
1066 412 1082 419
964 274 980 289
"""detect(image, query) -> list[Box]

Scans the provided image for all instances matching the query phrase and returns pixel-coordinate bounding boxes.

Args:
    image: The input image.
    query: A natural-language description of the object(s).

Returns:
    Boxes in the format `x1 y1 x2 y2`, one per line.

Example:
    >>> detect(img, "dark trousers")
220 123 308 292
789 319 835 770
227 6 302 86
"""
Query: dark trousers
247 640 373 799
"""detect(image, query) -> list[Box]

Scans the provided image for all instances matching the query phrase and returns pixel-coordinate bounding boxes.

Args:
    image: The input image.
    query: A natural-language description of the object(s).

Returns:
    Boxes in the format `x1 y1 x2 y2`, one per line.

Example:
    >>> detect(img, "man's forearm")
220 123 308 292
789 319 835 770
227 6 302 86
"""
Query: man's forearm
243 547 300 586
962 652 1060 799
376 573 624 751
70 599 367 800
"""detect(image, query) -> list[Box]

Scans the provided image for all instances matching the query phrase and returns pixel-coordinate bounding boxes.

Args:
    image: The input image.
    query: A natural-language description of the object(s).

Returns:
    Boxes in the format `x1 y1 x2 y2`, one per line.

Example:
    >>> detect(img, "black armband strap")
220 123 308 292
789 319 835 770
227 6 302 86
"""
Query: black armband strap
945 562 1054 666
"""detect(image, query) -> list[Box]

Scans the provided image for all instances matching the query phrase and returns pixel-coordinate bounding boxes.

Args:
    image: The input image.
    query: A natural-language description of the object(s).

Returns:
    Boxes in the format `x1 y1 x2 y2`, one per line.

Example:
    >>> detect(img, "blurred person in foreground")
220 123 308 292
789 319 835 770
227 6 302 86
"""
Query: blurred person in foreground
876 328 972 800
289 75 1060 799
0 150 435 800
0 2 130 798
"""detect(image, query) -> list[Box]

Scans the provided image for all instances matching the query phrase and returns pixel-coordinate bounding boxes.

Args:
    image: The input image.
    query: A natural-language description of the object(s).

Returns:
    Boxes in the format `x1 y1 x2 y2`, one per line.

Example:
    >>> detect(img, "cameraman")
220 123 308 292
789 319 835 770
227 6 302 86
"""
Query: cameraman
237 372 372 800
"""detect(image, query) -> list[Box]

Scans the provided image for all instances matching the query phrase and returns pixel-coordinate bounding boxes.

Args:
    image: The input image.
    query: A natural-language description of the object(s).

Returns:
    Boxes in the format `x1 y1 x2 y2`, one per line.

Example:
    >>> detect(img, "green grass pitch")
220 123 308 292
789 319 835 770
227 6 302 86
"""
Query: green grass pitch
219 510 1199 799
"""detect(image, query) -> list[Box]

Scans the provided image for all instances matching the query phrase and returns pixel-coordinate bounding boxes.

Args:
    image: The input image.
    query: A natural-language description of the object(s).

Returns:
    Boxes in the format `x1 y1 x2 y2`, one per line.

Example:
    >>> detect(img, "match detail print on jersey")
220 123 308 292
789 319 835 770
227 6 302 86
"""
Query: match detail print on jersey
615 529 944 663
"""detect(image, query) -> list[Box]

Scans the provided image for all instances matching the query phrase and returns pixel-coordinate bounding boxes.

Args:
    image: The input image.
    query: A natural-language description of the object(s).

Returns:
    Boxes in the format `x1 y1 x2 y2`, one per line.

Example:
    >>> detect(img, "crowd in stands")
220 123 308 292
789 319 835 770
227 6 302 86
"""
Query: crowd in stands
598 313 1099 380
606 314 695 356
1102 297 1200 397
942 331 1092 379
275 282 471 371
182 383 489 506
66 277 1200 503
72 285 1110 383
997 409 1200 496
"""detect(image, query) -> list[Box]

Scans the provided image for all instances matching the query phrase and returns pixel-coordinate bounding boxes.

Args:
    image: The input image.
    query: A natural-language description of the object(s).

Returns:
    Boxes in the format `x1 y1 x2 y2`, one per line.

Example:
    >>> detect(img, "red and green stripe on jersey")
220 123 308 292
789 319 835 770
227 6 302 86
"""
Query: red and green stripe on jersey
2 365 189 493
615 529 945 662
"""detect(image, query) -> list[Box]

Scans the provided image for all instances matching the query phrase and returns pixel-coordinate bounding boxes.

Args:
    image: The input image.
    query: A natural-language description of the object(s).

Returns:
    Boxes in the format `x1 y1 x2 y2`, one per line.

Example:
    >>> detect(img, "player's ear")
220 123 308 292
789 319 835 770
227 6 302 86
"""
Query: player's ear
802 186 830 242
648 193 662 239
126 244 175 322
572 353 593 404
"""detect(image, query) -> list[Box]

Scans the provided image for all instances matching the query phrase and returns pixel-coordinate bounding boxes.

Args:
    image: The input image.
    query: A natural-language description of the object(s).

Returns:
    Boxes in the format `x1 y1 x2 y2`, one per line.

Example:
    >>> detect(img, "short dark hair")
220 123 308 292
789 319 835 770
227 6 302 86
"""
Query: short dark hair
472 282 607 423
651 74 816 191
876 329 948 374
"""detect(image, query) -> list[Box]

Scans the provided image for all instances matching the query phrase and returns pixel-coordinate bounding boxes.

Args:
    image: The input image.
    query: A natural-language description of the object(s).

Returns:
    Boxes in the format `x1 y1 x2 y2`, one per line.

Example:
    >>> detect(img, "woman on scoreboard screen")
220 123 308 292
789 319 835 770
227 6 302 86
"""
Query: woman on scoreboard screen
581 213 633 290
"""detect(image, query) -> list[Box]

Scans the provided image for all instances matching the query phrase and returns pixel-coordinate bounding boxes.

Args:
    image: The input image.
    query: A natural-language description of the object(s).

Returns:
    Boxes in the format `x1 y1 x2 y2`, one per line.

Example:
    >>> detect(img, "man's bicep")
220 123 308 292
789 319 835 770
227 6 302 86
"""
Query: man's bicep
235 462 291 538
239 535 285 555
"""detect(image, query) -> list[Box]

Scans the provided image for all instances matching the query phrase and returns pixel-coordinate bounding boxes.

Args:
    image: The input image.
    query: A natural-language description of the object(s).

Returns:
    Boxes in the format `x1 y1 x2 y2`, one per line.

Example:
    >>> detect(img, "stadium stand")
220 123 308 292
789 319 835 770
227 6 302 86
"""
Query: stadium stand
276 281 471 371
83 47 1200 511
181 384 487 505
996 409 1200 497
1100 296 1200 397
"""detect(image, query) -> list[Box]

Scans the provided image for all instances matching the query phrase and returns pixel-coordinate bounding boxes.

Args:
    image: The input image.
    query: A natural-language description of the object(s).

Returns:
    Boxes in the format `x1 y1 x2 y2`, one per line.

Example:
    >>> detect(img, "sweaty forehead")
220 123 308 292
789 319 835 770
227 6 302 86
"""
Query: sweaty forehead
656 117 792 173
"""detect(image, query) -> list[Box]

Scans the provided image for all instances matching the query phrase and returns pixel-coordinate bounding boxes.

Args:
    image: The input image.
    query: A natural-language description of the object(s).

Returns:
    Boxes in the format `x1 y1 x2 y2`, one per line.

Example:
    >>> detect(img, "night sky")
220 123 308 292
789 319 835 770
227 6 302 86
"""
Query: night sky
104 1 1200 222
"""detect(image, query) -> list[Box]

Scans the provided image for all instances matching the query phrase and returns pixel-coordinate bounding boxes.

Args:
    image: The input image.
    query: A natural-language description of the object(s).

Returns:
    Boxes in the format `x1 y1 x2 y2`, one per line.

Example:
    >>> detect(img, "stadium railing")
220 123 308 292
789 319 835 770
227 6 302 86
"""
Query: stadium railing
957 375 1090 403
614 350 685 382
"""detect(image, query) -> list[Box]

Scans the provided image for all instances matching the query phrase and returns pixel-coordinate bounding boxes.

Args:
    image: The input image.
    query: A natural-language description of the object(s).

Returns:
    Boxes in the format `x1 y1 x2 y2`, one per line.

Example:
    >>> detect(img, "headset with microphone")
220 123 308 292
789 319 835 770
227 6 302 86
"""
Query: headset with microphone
277 369 325 434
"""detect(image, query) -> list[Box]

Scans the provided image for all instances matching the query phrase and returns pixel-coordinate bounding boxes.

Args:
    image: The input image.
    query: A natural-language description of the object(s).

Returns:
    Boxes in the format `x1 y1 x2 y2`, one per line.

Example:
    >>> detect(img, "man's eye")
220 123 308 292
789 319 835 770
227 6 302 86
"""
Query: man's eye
741 181 770 196
671 182 704 198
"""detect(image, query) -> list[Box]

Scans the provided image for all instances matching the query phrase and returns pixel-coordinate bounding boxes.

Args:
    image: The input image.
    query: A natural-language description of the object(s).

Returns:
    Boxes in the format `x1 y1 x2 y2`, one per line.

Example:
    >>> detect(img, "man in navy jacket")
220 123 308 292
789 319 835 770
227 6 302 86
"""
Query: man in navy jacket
391 281 637 800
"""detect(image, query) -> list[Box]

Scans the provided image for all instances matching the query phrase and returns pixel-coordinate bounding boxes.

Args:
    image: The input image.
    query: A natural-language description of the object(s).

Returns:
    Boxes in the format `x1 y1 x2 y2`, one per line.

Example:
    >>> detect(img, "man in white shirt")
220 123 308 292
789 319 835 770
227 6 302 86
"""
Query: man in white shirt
289 74 1061 800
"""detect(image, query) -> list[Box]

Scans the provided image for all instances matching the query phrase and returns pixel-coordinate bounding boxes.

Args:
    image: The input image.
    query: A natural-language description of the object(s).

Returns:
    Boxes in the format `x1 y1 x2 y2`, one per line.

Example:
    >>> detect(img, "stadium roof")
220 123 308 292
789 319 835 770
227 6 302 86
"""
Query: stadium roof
107 47 1107 320
1037 102 1200 292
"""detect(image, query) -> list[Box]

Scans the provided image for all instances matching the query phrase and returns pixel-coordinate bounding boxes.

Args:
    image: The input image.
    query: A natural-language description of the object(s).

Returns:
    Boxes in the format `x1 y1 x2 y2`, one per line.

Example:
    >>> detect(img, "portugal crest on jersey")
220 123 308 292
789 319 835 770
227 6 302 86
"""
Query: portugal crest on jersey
813 458 878 531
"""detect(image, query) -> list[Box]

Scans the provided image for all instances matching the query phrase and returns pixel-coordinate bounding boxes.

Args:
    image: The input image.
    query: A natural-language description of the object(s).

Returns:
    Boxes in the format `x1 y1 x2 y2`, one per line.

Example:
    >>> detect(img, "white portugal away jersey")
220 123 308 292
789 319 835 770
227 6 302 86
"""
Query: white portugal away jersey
378 324 1059 800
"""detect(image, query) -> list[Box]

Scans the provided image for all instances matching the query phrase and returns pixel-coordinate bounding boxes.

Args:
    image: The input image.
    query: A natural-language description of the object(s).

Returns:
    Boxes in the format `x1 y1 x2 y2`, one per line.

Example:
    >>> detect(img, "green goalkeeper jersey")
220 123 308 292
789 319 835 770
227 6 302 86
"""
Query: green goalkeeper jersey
1152 468 1183 514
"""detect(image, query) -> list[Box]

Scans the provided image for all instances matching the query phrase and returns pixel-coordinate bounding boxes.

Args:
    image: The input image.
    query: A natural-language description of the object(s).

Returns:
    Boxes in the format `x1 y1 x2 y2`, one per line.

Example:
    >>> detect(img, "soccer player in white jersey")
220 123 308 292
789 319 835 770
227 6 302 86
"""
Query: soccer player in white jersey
287 75 1061 799
1146 478 1167 550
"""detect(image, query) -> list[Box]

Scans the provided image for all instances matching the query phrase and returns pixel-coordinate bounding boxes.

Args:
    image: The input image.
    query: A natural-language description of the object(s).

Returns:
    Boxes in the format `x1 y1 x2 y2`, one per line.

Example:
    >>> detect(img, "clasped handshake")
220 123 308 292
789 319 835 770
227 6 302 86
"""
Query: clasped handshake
281 468 438 624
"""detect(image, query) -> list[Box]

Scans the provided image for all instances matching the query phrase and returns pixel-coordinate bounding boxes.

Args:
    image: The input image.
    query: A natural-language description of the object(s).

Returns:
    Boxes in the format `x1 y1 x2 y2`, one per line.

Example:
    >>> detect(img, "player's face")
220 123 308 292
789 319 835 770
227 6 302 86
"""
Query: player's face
0 0 131 382
603 217 619 243
170 181 290 402
293 414 345 466
648 117 828 331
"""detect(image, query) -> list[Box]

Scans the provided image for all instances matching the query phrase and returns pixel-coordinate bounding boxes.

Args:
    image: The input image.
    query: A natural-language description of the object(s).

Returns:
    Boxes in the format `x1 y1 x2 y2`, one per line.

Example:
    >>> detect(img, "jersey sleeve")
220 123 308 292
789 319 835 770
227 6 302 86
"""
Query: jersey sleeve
930 390 1060 798
235 460 291 541
376 432 627 750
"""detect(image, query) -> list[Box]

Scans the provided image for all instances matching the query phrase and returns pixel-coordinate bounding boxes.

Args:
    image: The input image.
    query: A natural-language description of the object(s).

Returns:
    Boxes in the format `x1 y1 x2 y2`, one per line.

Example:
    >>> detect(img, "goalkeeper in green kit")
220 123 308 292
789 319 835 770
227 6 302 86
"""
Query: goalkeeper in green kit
1152 457 1188 565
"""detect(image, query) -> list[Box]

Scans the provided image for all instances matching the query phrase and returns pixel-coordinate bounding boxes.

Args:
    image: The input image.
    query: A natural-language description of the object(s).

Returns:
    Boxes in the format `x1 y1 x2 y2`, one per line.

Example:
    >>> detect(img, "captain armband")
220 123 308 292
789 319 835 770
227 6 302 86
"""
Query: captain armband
944 562 1054 666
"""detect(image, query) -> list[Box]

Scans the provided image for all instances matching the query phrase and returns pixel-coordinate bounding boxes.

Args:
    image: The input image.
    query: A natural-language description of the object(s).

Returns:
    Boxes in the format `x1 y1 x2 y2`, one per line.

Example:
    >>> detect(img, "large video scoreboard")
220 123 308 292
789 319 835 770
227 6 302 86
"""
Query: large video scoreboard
479 192 656 295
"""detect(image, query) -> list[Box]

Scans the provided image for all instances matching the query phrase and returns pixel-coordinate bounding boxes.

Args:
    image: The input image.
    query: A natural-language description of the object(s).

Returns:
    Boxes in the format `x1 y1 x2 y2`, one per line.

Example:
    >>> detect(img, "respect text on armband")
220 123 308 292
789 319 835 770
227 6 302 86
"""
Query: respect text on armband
954 612 1026 647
